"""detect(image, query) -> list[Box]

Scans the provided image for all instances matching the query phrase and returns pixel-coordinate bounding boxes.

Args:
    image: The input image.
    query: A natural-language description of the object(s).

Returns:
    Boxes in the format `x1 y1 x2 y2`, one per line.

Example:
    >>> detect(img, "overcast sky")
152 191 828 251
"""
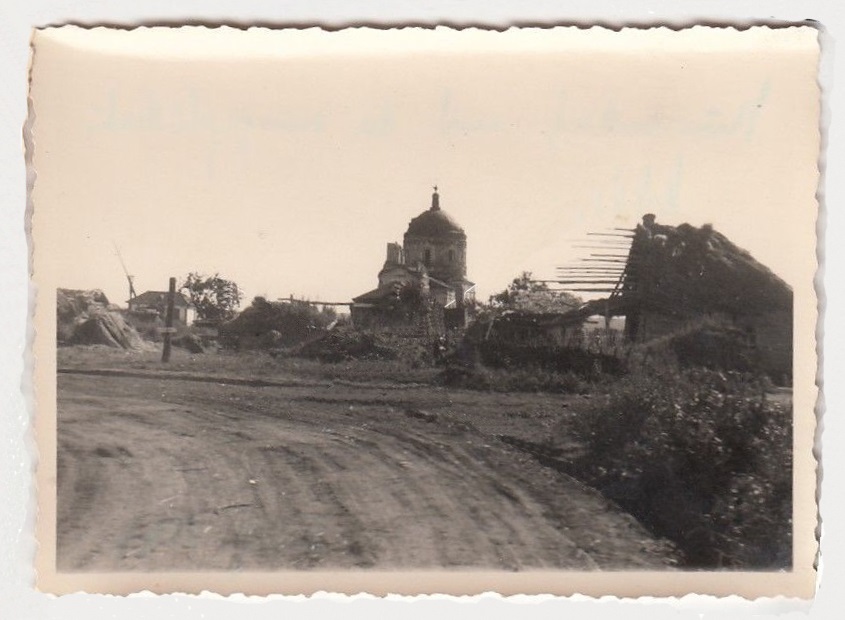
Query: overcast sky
30 26 819 308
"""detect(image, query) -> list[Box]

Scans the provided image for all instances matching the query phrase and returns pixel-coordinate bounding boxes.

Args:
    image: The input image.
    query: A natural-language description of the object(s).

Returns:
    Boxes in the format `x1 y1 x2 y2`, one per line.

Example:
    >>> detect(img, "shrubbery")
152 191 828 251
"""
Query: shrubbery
567 368 792 568
219 297 336 349
628 317 758 374
293 326 400 363
478 341 626 377
434 334 619 394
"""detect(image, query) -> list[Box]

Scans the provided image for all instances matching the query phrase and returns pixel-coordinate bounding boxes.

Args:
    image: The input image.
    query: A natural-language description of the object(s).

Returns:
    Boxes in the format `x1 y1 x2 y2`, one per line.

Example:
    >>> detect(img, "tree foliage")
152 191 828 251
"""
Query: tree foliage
180 272 243 322
489 271 582 312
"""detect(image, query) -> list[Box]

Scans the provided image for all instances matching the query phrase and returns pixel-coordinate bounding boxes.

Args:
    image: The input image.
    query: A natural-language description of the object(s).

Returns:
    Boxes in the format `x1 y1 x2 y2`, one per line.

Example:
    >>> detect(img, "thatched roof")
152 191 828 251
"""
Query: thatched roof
625 221 792 318
557 218 792 324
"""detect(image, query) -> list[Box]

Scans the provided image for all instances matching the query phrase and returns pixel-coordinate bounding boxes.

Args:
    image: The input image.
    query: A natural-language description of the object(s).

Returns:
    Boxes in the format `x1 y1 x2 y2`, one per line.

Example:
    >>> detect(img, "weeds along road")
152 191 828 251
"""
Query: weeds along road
56 372 676 571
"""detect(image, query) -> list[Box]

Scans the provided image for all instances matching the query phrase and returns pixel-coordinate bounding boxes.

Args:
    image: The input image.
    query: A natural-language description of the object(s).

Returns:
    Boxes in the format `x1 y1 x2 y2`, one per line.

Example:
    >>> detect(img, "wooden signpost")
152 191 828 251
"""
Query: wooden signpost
161 277 176 363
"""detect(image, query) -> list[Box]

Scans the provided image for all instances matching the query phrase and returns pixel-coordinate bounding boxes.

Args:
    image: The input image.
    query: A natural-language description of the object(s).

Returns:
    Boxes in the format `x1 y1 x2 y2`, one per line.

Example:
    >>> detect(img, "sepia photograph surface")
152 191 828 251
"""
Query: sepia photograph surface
30 25 820 597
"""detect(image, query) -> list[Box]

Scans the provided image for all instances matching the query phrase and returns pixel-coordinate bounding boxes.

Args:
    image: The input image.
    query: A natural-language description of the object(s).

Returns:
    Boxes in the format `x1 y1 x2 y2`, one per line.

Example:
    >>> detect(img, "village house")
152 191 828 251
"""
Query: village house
351 188 476 333
127 290 195 326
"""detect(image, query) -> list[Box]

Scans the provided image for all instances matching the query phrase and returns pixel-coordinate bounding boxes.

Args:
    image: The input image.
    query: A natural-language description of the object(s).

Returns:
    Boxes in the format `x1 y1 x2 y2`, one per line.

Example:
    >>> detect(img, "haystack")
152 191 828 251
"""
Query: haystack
57 288 145 350
70 311 146 350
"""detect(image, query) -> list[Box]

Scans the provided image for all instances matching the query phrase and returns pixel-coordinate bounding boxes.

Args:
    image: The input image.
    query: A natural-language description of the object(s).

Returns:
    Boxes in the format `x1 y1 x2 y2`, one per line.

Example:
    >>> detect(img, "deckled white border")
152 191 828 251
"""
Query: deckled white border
3 1 844 618
17 16 830 612
28 22 820 600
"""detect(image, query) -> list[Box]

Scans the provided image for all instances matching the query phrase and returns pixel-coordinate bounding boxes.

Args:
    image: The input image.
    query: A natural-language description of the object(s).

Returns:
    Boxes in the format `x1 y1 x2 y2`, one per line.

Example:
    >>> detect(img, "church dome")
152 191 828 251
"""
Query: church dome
405 189 465 238
406 209 465 237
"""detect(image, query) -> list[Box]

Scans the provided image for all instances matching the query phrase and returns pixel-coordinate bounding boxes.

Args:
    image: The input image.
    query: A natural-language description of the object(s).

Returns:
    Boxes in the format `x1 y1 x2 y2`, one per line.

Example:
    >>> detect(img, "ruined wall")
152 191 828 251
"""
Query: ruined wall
742 310 793 384
636 312 689 342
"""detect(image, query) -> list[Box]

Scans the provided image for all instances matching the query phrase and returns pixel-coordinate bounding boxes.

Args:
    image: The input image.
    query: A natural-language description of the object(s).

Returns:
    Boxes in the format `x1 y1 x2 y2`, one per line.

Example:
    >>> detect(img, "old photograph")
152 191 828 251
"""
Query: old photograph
30 25 819 597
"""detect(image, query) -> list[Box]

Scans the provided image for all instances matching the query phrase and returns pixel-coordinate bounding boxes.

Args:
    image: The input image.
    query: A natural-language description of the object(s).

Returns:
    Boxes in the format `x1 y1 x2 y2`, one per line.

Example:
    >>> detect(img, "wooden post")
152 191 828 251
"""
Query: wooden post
162 277 176 363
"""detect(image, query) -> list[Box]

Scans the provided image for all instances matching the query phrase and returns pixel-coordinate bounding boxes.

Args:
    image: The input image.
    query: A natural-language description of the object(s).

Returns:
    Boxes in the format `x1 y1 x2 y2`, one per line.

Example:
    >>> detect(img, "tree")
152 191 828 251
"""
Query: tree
489 271 546 307
181 272 243 322
489 271 582 312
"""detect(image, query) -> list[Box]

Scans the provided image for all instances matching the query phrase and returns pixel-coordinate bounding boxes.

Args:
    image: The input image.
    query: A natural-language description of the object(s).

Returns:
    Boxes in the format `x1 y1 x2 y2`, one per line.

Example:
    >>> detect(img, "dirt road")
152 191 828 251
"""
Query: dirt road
57 372 676 571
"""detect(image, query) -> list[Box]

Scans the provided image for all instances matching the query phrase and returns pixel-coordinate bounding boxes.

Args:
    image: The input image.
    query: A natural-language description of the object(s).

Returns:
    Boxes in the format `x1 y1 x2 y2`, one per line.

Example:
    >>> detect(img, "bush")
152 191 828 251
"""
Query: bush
568 368 792 568
220 297 336 349
436 337 619 393
478 340 626 378
293 326 399 363
629 317 758 374
172 333 204 354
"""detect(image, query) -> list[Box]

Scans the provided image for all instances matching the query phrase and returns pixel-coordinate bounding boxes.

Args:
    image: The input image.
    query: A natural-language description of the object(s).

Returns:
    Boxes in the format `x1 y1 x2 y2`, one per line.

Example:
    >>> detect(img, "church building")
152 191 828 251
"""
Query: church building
351 187 476 332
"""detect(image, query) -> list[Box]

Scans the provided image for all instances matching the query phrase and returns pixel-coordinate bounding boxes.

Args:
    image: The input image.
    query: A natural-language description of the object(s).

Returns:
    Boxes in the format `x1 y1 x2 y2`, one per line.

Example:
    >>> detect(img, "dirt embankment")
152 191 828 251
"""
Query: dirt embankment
57 372 676 571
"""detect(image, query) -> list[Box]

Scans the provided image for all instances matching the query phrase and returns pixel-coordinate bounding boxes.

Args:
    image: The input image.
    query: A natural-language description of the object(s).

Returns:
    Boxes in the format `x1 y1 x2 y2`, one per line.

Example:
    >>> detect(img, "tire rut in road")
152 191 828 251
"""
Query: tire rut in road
57 375 676 571
351 413 597 569
265 443 381 569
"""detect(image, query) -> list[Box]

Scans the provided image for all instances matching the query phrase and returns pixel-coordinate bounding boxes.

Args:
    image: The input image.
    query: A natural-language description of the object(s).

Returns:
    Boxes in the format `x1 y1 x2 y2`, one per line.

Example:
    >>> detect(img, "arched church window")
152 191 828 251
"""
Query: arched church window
449 249 454 262
424 248 432 266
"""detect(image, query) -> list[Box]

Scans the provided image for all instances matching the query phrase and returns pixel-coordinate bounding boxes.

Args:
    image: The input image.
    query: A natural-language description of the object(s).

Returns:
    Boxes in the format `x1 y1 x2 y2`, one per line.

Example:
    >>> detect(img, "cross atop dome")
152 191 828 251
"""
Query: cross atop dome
431 185 440 211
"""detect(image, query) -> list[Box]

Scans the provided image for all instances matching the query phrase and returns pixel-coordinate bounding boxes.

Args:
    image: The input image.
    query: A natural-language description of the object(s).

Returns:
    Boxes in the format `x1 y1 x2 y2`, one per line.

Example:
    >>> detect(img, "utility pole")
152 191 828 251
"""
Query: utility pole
161 277 176 363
